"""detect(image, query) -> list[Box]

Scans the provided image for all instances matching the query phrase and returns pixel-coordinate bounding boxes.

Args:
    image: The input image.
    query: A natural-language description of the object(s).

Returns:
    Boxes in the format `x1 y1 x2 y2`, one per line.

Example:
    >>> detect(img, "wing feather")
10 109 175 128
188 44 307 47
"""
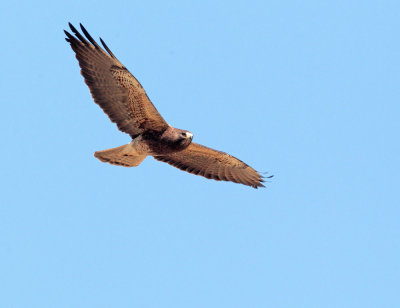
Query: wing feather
65 23 168 137
154 143 267 188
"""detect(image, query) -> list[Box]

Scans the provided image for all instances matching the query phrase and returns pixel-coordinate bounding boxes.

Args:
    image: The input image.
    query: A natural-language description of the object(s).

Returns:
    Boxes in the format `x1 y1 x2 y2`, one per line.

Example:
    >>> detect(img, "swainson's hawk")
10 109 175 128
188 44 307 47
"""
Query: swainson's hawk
64 23 272 188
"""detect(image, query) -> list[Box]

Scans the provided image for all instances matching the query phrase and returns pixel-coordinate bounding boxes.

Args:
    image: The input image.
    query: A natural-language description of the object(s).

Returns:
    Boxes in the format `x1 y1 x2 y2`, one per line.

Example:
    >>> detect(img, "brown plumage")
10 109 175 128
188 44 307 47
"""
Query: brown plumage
154 143 266 188
65 23 271 189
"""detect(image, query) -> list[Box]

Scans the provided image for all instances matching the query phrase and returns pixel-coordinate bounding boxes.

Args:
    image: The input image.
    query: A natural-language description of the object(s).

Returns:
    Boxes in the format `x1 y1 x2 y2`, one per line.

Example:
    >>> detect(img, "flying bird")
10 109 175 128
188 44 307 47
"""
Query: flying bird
64 23 271 188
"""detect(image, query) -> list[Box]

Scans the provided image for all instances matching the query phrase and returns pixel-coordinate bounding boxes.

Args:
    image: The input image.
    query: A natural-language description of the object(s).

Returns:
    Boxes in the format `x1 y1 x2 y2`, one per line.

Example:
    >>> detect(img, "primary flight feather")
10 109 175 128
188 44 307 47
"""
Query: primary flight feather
65 23 271 188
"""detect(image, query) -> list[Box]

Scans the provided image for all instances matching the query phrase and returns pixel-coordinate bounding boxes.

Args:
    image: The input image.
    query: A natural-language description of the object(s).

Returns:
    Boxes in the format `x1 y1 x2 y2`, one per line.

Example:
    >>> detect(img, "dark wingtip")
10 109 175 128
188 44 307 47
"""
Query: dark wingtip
64 29 69 35
79 23 101 48
100 37 116 58
64 30 73 41
68 22 78 34
256 172 273 188
261 172 274 179
67 22 91 46
256 182 265 189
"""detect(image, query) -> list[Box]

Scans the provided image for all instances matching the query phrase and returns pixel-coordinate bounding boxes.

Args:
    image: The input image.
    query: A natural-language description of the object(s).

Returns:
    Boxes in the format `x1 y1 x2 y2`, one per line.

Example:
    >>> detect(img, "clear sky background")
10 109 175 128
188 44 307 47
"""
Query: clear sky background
1 1 399 307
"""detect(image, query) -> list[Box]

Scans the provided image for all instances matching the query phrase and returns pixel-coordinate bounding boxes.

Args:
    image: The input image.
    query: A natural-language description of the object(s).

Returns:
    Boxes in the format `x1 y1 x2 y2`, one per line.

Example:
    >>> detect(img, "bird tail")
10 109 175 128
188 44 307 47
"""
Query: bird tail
94 144 147 167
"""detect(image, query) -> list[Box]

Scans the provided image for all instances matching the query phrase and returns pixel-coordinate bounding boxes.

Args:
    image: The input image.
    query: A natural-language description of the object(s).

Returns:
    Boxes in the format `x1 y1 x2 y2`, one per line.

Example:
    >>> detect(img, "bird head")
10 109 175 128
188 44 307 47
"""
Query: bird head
179 130 194 140
175 129 193 149
160 127 194 151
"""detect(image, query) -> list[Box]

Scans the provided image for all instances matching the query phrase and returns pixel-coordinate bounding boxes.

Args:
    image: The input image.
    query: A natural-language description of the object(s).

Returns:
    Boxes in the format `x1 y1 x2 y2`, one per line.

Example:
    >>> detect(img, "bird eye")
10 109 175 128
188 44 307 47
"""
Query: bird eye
181 132 187 137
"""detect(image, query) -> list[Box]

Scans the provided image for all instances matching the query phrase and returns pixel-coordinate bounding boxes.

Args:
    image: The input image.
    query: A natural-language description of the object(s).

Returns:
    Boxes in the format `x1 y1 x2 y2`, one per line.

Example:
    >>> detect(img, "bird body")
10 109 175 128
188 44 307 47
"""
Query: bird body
65 23 270 188
94 126 193 166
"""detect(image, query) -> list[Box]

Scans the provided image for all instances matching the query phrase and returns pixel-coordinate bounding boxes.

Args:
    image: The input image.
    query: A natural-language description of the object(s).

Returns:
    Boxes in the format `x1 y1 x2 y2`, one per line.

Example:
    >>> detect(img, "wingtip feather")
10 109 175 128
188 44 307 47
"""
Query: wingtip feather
100 37 116 58
79 23 100 49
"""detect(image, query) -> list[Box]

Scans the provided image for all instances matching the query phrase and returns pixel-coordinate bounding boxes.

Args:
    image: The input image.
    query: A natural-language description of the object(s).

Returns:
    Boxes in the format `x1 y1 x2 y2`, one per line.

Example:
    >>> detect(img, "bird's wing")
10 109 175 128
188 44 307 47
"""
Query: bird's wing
154 143 269 188
64 23 168 137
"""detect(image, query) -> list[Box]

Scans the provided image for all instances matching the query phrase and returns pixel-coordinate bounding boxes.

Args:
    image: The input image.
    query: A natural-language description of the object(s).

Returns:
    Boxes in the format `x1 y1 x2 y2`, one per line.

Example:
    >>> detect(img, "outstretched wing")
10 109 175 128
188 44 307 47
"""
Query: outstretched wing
64 23 168 137
154 143 270 188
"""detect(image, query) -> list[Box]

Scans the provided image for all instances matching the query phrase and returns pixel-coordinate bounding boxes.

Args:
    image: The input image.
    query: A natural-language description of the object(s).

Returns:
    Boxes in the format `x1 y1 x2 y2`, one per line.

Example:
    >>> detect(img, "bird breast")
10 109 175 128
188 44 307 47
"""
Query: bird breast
131 133 192 156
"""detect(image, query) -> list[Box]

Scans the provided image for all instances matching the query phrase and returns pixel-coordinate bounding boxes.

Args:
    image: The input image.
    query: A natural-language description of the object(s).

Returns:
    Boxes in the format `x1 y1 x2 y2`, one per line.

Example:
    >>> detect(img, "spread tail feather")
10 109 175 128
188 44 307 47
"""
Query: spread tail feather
94 144 147 167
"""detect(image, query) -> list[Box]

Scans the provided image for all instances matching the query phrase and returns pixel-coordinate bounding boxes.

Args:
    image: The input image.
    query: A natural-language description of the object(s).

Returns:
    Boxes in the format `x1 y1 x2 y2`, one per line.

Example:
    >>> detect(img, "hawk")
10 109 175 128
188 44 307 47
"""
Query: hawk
64 23 272 188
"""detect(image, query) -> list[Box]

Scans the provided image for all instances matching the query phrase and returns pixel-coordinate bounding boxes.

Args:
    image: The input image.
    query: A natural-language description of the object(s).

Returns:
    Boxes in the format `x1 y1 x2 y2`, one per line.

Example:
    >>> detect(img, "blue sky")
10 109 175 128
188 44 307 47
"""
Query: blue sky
1 0 399 307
